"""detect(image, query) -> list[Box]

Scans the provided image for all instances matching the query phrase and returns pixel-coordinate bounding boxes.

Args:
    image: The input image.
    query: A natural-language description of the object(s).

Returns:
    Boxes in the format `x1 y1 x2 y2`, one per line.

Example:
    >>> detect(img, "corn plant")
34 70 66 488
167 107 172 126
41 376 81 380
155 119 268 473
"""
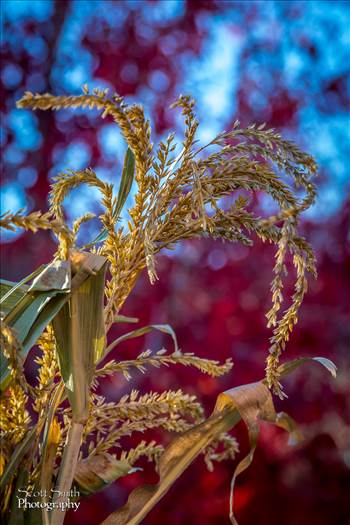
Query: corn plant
0 87 336 525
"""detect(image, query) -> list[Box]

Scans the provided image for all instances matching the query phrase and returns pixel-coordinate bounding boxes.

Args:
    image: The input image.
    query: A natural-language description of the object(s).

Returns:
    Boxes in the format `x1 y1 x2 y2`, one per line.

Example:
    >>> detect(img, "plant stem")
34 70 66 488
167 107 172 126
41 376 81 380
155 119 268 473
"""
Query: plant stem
51 420 83 525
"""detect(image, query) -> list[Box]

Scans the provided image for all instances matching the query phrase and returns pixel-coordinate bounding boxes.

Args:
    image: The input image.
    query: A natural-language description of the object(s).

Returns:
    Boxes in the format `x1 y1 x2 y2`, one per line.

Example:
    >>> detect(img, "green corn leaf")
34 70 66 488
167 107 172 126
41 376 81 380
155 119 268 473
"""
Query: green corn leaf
101 355 336 525
52 252 107 423
114 147 135 219
84 147 135 247
0 294 71 394
1 261 71 392
1 254 112 393
0 265 45 317
4 260 70 330
1 281 28 318
277 356 337 379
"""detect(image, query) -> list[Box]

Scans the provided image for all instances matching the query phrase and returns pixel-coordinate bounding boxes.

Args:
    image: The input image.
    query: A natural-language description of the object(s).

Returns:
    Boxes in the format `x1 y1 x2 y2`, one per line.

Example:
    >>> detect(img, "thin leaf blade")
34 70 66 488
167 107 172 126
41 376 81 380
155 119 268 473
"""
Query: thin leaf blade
114 147 135 219
277 356 337 379
104 323 179 361
84 148 135 247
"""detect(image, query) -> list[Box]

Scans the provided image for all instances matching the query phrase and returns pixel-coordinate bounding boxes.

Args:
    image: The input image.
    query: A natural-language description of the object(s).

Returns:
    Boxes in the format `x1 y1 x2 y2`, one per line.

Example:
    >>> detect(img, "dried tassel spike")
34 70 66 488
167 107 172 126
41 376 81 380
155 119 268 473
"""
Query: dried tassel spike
144 230 158 285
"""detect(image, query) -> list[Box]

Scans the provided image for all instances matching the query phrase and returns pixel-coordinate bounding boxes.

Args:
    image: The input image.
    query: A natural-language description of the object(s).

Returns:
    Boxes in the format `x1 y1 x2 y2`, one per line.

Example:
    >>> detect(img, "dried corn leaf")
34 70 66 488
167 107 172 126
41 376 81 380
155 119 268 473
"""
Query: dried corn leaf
101 356 336 525
218 382 302 525
75 453 135 495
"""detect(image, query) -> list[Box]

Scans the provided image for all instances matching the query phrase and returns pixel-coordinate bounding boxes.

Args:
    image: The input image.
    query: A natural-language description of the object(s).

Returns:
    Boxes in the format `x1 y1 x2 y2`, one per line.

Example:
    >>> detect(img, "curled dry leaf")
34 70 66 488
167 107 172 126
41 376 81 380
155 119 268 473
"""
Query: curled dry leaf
75 453 135 495
100 356 335 525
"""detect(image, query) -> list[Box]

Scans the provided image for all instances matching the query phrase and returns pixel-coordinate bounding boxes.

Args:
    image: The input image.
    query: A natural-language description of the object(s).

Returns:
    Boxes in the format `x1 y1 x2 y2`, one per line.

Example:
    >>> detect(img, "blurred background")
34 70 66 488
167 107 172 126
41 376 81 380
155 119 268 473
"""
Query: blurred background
1 1 350 524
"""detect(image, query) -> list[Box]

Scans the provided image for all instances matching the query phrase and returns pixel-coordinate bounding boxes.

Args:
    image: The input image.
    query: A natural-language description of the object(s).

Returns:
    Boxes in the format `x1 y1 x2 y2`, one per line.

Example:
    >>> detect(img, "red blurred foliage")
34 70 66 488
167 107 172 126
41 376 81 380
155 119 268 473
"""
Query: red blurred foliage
60 199 350 525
